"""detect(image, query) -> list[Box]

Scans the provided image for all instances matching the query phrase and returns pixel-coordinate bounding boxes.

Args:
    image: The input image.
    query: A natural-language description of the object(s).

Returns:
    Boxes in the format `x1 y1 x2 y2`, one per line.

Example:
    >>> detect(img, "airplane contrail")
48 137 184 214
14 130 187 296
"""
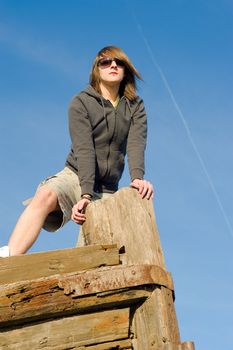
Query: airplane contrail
131 11 233 239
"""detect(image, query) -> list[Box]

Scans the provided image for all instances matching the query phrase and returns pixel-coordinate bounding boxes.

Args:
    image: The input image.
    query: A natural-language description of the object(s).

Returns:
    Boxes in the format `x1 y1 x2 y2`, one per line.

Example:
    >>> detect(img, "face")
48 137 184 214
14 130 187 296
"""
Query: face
97 57 125 87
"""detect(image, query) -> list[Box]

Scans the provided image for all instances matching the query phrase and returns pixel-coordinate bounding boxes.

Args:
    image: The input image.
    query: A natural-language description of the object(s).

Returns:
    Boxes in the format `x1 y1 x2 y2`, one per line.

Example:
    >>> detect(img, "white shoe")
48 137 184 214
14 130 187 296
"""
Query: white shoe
0 246 10 257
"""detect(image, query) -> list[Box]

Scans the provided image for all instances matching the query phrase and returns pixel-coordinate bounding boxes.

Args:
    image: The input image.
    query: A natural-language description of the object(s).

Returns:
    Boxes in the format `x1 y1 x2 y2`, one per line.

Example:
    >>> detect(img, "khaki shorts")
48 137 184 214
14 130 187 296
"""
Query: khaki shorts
24 167 111 232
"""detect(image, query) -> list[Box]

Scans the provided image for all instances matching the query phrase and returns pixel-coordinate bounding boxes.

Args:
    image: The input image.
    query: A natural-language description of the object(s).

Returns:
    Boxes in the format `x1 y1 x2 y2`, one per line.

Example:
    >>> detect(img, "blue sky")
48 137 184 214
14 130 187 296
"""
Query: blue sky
0 0 232 348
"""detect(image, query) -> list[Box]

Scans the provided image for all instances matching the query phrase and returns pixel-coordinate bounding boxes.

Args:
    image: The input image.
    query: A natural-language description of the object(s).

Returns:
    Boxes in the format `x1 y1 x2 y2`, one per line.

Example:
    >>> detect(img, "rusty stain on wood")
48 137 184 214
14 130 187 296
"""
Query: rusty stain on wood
0 263 173 327
0 277 151 327
58 264 174 297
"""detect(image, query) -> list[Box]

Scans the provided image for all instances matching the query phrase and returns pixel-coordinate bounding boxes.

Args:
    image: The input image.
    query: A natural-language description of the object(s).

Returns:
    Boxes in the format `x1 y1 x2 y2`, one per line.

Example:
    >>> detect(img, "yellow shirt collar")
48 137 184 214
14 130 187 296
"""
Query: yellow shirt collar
111 95 120 108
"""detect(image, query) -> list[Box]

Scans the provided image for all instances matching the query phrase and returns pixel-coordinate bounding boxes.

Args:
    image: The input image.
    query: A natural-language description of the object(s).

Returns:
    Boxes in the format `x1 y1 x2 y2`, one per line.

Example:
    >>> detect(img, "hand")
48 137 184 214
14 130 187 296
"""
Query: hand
71 198 91 225
130 179 154 200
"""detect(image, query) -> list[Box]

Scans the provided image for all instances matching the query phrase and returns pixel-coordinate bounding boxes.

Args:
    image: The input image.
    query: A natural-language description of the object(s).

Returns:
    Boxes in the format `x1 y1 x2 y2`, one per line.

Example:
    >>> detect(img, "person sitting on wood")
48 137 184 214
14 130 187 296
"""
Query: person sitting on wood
0 45 153 257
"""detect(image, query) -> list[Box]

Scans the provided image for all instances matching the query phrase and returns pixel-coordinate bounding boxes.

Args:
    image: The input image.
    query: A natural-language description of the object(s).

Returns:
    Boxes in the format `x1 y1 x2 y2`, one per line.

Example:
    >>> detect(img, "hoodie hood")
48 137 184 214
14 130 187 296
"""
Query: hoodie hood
82 85 108 128
82 85 102 99
82 85 133 118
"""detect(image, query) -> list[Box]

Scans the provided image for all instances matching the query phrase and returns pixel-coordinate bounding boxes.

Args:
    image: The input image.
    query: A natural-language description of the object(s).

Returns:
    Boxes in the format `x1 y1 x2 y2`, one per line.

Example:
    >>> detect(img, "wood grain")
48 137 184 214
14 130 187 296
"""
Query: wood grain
0 308 130 349
131 287 180 349
82 188 166 268
0 245 119 285
180 342 195 350
58 264 174 297
0 264 171 327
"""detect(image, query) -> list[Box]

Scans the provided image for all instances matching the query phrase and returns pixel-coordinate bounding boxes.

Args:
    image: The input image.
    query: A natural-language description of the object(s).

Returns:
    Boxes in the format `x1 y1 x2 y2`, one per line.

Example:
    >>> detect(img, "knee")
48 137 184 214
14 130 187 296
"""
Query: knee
32 186 58 213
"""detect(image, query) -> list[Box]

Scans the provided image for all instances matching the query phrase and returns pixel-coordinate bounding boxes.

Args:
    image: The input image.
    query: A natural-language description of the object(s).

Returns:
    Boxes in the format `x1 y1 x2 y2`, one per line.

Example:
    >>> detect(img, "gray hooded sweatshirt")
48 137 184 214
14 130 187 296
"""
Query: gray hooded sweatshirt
66 85 147 197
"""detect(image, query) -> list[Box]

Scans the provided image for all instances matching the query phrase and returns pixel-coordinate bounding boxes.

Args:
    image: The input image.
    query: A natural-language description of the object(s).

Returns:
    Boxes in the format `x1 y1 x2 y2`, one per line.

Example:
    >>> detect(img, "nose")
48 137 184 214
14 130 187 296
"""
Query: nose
110 60 117 68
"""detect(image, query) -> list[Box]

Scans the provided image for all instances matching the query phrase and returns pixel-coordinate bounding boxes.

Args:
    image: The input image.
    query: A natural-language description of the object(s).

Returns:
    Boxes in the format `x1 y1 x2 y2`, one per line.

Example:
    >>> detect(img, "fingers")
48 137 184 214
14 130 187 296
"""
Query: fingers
71 199 91 225
146 183 154 200
141 180 153 199
72 209 86 225
131 179 154 200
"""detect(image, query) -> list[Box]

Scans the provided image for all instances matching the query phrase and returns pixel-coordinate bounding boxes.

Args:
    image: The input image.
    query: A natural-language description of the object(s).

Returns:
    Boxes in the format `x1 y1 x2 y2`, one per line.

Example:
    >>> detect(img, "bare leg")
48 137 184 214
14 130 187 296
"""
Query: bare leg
8 186 58 256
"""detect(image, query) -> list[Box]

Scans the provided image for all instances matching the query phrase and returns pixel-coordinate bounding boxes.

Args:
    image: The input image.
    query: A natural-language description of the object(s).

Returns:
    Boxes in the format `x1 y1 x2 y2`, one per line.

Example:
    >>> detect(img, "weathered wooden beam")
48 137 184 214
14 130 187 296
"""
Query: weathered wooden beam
131 286 180 349
58 264 174 297
0 308 130 349
81 188 166 268
0 285 150 329
0 245 119 285
0 264 170 327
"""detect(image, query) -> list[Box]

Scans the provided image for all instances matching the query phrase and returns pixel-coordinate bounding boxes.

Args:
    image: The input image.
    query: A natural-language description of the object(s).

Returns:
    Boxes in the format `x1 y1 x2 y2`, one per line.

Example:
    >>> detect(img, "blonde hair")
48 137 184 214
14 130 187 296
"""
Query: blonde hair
90 46 142 101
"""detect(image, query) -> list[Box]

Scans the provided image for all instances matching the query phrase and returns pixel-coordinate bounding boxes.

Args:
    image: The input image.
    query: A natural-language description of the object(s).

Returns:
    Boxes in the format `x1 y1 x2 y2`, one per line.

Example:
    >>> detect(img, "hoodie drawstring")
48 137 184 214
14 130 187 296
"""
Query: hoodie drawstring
125 99 134 124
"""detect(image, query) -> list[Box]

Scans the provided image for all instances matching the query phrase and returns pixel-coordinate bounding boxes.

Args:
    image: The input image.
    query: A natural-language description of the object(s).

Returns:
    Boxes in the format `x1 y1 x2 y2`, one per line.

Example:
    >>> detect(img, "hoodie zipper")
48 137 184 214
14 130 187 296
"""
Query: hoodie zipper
105 101 119 179
100 96 124 180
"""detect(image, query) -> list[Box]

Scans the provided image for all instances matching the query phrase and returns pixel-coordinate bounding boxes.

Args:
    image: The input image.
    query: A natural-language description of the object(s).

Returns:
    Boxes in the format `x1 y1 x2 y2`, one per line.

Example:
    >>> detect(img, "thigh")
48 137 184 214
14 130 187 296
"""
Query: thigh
37 167 81 205
37 167 82 232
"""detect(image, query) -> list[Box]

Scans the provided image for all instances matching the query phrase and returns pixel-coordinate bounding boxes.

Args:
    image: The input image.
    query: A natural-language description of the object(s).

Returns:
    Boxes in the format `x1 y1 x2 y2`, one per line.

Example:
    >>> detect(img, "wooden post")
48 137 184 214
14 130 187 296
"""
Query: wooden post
81 188 165 267
81 187 194 349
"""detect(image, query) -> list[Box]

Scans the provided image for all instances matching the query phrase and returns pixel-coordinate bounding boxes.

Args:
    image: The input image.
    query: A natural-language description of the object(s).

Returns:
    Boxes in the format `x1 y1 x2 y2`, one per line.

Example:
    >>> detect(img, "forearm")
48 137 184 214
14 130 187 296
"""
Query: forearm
127 98 147 180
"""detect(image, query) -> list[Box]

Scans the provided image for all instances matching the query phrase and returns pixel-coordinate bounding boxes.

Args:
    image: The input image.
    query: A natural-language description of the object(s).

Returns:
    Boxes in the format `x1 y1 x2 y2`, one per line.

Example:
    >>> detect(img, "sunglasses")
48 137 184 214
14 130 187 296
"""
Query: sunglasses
97 57 125 69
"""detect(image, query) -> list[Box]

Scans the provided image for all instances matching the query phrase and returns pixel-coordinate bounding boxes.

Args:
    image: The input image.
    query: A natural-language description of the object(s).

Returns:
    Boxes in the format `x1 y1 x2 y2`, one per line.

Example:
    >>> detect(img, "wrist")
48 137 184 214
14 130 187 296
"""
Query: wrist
81 194 92 201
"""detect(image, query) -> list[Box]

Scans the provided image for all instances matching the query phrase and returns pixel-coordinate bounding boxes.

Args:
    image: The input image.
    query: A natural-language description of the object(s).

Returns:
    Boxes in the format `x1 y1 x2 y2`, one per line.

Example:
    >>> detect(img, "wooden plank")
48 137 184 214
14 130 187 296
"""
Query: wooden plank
0 285 149 328
0 245 119 285
58 264 174 297
82 188 166 268
0 308 130 349
0 278 151 327
131 286 180 349
0 264 170 327
161 286 181 343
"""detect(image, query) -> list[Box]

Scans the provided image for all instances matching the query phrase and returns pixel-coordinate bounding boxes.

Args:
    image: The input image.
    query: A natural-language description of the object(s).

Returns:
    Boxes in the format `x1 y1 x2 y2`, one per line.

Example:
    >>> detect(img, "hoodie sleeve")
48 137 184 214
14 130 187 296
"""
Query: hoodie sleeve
126 98 147 181
68 96 95 197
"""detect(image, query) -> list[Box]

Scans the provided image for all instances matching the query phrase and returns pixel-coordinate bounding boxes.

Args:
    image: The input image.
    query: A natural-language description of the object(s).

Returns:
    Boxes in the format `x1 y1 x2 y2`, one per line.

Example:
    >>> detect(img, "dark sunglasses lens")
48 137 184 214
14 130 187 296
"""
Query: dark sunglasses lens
98 58 112 68
115 59 125 67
